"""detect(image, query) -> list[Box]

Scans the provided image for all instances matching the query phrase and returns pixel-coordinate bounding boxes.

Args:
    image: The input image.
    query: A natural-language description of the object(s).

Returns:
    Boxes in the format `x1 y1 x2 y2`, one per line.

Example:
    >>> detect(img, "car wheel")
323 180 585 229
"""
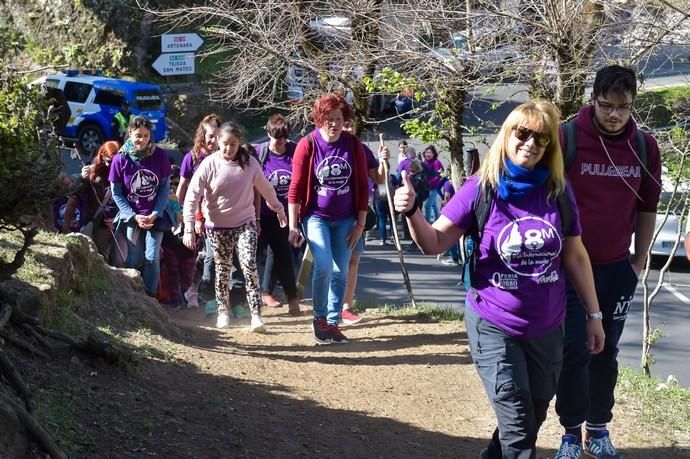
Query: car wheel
77 123 104 156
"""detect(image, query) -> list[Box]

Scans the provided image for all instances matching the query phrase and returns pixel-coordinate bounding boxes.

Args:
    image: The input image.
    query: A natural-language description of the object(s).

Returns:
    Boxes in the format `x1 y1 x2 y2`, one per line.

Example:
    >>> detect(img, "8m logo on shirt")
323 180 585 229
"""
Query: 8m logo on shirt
496 217 562 277
315 157 351 191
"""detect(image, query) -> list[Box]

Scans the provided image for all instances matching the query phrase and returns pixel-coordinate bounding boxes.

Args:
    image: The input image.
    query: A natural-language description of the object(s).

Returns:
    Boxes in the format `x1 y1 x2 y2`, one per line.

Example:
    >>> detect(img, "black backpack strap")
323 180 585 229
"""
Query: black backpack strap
562 120 577 171
462 181 493 290
555 189 573 237
258 142 269 165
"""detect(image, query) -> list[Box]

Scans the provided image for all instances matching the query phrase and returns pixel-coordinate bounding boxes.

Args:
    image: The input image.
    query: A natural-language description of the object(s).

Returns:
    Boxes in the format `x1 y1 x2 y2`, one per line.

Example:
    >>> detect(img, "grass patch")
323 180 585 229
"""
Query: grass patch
362 302 464 322
34 388 97 454
636 85 690 128
617 366 690 444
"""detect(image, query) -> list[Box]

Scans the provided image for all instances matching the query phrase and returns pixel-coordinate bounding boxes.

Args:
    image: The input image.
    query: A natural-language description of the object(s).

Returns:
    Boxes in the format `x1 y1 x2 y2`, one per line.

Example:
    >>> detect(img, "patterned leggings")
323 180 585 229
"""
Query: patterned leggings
207 223 260 315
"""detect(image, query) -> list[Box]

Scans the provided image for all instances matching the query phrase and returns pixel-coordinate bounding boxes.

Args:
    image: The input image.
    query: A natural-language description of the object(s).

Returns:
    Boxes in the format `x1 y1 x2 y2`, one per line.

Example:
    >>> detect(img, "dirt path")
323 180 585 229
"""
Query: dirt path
59 304 681 459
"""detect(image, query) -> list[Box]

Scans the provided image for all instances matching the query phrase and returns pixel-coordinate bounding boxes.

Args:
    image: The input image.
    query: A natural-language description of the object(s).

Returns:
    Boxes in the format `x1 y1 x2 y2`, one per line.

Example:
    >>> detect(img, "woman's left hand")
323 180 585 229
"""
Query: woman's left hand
347 223 364 249
276 208 288 228
378 145 390 162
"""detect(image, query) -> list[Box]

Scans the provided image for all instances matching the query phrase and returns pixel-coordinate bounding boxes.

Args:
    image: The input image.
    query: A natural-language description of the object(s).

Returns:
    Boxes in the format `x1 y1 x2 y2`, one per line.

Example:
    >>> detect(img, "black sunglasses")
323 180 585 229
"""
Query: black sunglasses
514 126 551 148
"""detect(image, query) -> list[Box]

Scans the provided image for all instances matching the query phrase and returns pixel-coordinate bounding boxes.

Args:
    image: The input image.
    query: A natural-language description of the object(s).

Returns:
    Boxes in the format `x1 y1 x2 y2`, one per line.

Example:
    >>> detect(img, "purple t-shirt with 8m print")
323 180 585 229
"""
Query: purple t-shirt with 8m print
442 176 581 338
308 133 355 221
108 147 171 216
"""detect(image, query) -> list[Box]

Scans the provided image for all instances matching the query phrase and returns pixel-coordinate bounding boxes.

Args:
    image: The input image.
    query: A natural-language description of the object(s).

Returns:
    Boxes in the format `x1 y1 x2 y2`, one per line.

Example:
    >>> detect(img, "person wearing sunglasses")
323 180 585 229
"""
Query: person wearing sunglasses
553 65 662 459
394 100 604 458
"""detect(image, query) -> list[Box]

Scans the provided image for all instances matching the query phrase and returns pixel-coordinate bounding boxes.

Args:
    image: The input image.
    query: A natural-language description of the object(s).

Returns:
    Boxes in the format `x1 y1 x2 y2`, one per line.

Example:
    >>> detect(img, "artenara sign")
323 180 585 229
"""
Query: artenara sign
152 53 195 76
161 33 204 53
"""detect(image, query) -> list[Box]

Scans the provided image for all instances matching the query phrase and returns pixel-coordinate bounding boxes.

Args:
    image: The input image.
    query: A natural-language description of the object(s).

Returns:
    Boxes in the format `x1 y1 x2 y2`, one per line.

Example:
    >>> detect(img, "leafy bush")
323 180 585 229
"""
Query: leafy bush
0 64 62 224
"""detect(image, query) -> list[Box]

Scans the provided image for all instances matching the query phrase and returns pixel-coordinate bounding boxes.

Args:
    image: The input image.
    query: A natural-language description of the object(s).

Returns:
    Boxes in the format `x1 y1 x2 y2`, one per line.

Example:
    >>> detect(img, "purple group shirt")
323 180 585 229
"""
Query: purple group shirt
109 147 172 216
308 133 355 221
442 176 581 338
257 142 295 216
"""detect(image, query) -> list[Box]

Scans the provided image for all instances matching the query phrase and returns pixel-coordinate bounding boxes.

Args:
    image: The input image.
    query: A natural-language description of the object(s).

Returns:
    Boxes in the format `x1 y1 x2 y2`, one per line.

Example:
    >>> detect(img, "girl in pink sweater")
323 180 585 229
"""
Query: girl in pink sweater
183 122 287 331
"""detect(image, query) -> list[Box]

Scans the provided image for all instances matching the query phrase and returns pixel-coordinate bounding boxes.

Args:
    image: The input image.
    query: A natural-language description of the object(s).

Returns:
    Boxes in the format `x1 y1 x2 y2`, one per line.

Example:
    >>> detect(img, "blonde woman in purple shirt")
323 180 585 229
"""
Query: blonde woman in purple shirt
183 122 287 332
394 101 605 458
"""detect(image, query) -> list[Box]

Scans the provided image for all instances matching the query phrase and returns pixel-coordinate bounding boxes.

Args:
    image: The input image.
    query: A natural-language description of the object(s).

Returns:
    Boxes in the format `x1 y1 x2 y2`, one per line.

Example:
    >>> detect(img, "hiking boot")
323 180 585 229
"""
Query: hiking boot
261 293 282 308
216 311 230 329
184 288 199 308
341 308 362 325
288 298 301 316
312 317 332 345
584 430 622 458
250 314 266 333
554 434 582 459
327 323 349 344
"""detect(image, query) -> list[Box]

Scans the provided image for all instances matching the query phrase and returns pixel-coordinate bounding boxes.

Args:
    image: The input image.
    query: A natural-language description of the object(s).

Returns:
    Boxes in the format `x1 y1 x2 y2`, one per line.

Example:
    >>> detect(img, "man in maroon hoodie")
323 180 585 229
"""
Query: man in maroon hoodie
553 65 662 459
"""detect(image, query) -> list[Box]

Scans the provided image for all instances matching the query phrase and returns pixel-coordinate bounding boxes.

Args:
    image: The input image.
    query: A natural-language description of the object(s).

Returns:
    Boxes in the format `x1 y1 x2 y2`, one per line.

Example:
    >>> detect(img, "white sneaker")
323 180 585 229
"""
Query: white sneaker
250 314 266 333
216 311 230 329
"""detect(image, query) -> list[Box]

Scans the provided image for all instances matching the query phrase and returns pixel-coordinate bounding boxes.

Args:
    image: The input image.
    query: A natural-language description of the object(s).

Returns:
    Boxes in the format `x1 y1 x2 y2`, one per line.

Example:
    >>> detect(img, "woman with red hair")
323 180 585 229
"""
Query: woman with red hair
287 93 369 345
67 140 125 265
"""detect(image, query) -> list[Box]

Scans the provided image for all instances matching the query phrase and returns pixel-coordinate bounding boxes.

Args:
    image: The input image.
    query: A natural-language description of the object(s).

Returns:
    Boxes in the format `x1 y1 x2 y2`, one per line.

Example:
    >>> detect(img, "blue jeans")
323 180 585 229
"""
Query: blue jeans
124 222 164 295
423 195 440 222
374 197 389 242
556 259 638 429
303 214 354 324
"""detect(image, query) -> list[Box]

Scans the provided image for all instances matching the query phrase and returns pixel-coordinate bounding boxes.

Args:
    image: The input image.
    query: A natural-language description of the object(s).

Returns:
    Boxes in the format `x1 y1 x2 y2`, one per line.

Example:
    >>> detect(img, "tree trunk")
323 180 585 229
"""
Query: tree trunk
444 88 467 190
350 0 383 136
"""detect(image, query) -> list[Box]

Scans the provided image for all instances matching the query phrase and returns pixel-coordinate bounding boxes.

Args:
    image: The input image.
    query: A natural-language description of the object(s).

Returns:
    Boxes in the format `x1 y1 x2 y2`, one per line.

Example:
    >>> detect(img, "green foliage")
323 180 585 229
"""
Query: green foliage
35 388 97 454
618 367 690 440
0 66 63 224
636 85 690 128
0 16 25 59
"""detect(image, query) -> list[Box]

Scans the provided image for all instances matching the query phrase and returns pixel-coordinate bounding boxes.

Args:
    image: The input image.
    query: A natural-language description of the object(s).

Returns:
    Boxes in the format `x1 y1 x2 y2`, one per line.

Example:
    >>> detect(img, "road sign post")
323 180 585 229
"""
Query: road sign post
154 33 204 77
161 33 204 53
152 53 196 76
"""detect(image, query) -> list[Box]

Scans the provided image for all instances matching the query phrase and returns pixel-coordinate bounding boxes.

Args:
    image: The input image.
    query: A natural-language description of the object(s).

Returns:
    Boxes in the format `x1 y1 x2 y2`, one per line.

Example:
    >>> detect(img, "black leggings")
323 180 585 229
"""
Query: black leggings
260 213 298 300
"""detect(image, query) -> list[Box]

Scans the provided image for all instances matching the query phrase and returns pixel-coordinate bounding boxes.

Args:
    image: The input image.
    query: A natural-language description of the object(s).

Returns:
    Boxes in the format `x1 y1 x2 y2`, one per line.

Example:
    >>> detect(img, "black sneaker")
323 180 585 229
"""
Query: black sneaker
312 317 333 345
327 323 349 344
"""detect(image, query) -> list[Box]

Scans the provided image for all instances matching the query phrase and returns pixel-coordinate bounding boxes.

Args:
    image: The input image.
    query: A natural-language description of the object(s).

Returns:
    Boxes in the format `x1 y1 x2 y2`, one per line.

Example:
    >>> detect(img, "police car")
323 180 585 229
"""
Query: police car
33 69 168 154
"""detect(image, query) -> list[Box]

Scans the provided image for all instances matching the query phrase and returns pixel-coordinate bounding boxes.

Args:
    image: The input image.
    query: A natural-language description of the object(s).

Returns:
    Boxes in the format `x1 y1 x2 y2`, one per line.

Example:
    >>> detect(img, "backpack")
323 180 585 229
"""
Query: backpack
561 120 647 175
460 182 573 291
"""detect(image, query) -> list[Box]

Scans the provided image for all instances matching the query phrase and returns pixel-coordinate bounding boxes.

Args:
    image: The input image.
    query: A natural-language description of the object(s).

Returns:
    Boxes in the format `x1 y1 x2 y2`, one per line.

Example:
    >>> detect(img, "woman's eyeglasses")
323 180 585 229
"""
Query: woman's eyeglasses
514 126 551 148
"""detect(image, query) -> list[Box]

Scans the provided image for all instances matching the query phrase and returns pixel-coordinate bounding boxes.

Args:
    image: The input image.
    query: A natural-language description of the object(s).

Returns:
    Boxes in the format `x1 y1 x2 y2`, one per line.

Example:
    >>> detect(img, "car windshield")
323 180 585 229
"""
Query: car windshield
135 90 163 111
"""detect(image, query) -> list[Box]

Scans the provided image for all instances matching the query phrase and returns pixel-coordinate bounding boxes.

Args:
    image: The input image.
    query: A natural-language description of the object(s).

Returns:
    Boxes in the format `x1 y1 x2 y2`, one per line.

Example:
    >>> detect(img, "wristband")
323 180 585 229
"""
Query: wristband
586 311 603 320
195 212 203 222
404 199 419 218
355 222 365 229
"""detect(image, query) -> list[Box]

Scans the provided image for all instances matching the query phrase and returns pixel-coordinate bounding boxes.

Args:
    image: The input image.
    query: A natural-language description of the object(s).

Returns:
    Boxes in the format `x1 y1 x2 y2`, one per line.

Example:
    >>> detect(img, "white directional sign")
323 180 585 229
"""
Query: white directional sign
161 33 204 53
152 53 195 76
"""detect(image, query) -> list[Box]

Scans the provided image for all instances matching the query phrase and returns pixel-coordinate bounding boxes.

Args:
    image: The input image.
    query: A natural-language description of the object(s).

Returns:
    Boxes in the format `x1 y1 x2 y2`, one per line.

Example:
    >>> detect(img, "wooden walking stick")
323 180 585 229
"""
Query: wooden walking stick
380 134 417 308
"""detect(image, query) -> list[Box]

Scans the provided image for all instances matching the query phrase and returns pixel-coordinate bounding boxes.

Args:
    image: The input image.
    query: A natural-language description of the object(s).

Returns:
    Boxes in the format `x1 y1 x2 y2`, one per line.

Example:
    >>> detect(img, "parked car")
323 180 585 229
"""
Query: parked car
32 69 168 155
631 185 688 259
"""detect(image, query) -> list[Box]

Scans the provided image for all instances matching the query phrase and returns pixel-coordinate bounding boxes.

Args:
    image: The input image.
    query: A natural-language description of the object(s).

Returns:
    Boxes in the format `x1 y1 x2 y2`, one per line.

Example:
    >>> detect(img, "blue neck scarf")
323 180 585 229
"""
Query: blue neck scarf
120 138 153 162
497 160 550 201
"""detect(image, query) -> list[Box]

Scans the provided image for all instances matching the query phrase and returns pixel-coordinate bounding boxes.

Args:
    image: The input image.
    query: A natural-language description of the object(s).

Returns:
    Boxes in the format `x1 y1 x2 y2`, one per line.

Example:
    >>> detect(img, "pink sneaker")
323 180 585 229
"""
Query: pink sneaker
341 309 362 325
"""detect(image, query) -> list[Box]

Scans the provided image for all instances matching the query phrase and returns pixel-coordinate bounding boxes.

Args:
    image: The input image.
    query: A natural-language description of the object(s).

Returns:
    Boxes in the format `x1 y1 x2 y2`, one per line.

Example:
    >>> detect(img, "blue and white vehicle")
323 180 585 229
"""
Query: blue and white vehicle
32 70 168 154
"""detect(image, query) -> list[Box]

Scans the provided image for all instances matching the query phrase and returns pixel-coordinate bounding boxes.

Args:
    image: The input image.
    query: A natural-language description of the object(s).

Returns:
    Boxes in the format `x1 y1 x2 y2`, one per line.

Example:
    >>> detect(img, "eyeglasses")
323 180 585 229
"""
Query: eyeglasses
596 98 633 114
513 126 551 148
